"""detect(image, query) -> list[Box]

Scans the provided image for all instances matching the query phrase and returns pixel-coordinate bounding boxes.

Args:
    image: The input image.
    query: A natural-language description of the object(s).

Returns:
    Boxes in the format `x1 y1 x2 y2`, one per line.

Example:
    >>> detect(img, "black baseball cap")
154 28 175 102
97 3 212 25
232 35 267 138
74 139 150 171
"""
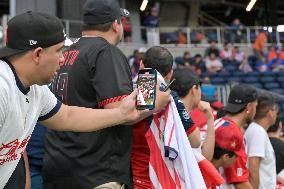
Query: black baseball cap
0 11 66 59
224 84 258 114
171 68 202 92
83 0 130 25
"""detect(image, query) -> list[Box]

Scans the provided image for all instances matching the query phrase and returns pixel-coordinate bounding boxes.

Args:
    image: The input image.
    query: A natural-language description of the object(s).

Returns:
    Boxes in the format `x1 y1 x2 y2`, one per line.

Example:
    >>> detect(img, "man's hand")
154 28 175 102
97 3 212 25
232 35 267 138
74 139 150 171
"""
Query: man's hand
153 84 171 113
198 101 214 119
119 89 149 123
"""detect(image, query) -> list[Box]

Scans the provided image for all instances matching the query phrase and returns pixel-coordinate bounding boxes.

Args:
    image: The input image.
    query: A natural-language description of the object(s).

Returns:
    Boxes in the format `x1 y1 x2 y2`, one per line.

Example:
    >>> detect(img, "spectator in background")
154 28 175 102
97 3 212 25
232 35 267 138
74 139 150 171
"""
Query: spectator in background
121 17 132 42
129 48 146 81
267 115 284 184
211 122 243 170
182 51 192 67
171 69 216 161
253 30 268 60
231 46 253 73
269 53 284 71
191 54 206 75
220 42 232 65
177 30 187 45
230 18 244 43
143 5 160 45
268 45 278 62
256 55 271 72
245 92 278 189
205 52 223 73
218 84 257 189
204 40 220 58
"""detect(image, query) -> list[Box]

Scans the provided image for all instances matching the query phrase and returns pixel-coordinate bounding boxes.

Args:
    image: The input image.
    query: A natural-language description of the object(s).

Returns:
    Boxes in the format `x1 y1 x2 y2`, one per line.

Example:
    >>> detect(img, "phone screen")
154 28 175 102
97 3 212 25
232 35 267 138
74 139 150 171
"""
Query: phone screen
136 69 157 110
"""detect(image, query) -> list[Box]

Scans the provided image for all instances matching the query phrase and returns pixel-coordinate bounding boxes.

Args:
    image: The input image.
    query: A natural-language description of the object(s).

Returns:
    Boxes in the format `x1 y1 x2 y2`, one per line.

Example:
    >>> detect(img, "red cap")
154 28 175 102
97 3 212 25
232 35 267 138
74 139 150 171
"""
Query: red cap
215 121 243 155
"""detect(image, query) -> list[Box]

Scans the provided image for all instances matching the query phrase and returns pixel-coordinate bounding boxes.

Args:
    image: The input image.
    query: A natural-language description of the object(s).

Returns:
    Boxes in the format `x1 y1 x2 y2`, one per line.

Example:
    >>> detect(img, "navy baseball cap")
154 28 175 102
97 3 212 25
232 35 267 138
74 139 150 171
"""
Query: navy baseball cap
224 84 258 114
83 0 130 25
0 11 66 59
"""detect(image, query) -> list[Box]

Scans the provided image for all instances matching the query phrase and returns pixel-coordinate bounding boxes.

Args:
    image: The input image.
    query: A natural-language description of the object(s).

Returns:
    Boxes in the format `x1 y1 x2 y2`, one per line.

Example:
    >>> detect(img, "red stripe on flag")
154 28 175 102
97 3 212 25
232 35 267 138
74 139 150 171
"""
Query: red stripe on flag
146 128 177 189
174 167 182 189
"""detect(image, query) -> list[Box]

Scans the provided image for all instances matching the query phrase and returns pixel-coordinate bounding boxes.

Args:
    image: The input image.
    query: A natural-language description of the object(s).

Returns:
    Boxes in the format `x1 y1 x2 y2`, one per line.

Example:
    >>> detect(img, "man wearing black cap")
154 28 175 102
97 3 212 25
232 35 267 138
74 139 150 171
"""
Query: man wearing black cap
171 68 216 160
0 11 154 189
42 0 164 189
217 84 257 189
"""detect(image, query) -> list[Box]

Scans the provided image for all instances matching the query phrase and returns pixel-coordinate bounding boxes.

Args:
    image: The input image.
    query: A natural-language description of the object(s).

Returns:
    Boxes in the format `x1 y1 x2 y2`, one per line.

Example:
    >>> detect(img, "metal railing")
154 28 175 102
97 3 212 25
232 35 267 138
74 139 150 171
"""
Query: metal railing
0 16 283 47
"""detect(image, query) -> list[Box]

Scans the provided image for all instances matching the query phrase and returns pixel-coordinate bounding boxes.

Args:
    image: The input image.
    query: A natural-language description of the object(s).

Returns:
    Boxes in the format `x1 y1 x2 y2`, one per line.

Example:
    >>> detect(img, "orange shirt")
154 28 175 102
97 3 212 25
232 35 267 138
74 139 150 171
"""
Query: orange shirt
253 32 267 52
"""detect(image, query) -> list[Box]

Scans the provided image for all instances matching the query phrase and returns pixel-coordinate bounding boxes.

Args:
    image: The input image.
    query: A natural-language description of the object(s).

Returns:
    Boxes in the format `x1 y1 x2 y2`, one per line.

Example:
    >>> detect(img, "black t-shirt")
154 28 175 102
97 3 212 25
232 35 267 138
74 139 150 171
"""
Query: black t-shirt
269 137 284 174
43 37 133 189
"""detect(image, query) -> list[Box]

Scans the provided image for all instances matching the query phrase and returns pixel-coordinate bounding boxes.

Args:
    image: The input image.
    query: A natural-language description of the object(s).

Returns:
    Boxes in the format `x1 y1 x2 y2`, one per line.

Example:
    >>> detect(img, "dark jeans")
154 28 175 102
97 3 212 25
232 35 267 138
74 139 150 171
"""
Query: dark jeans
4 157 26 189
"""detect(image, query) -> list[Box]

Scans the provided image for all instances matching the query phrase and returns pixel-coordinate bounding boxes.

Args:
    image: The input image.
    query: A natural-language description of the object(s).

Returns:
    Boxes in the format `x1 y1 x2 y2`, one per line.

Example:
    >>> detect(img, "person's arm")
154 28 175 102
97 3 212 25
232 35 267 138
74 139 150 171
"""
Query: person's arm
41 89 170 131
234 181 253 189
248 156 261 189
199 101 215 160
188 128 200 148
22 151 31 189
41 90 145 131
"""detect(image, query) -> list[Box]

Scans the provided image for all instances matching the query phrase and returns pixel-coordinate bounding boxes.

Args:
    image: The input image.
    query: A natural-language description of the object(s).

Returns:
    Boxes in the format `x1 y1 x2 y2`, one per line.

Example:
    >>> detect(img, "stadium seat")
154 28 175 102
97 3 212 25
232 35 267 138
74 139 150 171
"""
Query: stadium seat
216 72 230 78
232 71 246 77
264 82 281 90
260 76 275 83
250 82 263 89
271 88 284 95
261 71 275 77
243 77 259 83
210 77 226 85
201 72 217 78
227 77 242 83
247 71 261 77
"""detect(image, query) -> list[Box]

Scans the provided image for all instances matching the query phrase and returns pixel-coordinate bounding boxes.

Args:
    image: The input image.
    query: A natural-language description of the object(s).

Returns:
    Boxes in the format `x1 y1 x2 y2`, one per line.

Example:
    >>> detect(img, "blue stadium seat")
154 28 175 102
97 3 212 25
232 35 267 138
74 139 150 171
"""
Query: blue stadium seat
227 77 242 83
232 71 246 77
261 71 275 77
243 77 259 83
210 77 226 85
175 56 184 65
247 71 261 77
264 82 281 90
216 72 230 78
250 82 263 89
260 76 275 83
277 76 284 83
271 88 284 95
224 65 237 72
201 72 217 78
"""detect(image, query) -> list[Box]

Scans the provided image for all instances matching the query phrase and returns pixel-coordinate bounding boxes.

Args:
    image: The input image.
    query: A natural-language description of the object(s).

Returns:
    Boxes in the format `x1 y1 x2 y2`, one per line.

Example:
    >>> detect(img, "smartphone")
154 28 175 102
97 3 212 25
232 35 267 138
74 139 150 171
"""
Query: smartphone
136 68 157 110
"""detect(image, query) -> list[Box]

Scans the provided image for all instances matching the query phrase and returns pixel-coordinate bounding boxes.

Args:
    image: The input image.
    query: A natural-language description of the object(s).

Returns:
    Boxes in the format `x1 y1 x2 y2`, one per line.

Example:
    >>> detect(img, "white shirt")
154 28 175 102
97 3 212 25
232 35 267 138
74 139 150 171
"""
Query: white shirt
245 122 277 189
0 60 61 188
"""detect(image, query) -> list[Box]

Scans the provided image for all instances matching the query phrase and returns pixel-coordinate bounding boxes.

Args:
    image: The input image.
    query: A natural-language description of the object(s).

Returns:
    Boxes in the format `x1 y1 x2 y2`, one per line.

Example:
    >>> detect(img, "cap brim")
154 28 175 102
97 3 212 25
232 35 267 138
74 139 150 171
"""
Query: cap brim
224 103 246 114
120 8 130 17
0 47 27 59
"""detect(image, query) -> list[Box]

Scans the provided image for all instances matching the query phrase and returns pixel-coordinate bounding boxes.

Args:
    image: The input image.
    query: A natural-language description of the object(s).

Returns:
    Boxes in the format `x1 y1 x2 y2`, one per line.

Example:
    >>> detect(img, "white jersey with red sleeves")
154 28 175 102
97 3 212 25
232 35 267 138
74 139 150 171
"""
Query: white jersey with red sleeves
145 98 206 189
0 59 61 188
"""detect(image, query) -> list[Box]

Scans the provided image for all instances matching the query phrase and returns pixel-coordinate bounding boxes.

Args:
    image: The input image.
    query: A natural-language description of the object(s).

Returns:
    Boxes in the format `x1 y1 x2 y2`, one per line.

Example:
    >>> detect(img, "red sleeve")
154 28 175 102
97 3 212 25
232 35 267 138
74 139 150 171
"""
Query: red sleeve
223 155 249 184
97 94 128 107
186 124 197 135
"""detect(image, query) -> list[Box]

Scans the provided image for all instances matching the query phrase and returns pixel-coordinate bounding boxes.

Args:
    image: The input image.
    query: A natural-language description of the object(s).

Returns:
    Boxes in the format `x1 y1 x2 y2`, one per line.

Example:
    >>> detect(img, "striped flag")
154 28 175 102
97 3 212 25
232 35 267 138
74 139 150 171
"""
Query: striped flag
145 98 207 189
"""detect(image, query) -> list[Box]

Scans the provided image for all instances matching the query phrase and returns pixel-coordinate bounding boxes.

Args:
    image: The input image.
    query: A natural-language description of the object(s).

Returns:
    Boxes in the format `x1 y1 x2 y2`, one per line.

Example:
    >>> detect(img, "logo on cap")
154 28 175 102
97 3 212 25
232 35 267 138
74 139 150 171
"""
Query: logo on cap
29 40 37 46
63 29 66 38
123 9 130 16
234 99 243 104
